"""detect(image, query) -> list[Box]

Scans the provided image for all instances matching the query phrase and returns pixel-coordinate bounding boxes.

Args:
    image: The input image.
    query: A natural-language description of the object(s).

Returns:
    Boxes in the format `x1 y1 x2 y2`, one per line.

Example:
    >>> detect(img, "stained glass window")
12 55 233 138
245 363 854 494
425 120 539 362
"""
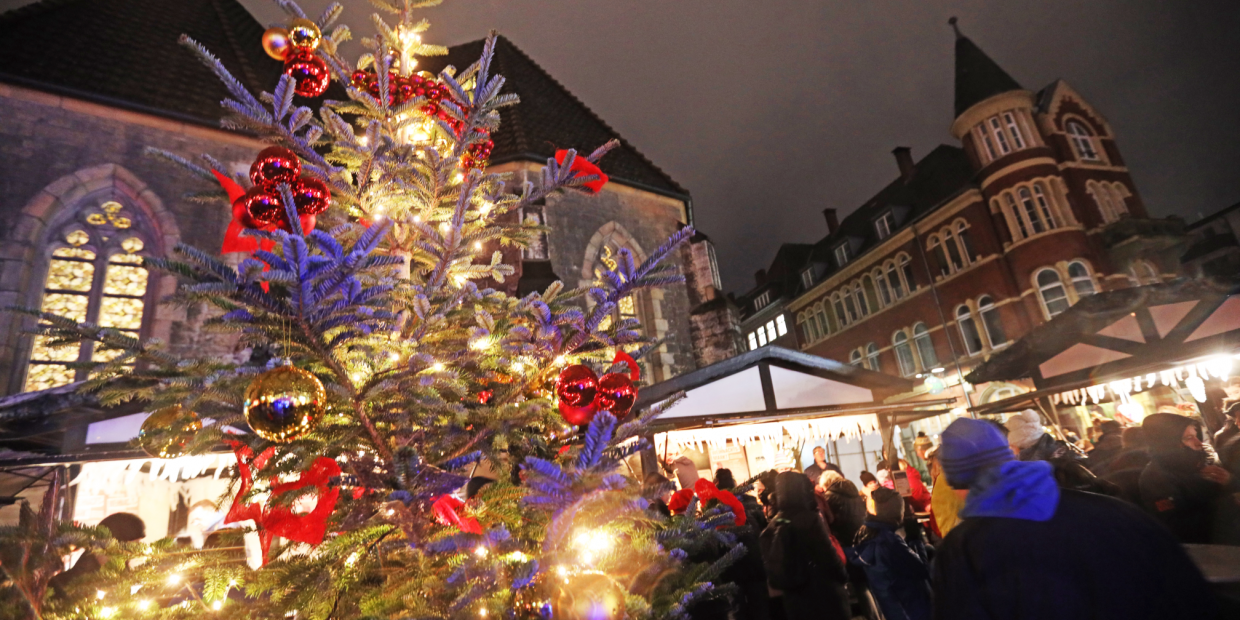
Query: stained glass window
24 200 151 392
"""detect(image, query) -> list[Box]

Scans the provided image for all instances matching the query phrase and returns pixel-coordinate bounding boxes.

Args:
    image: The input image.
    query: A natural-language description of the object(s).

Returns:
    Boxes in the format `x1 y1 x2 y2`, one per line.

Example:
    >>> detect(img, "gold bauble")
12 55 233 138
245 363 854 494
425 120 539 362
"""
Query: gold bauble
552 571 626 620
287 18 322 50
138 405 202 459
261 27 292 60
243 366 326 443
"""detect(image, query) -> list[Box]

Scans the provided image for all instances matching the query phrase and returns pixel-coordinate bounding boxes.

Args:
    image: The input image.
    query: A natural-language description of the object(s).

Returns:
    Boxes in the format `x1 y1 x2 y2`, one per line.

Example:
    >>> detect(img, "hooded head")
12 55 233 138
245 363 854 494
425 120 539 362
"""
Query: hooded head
713 468 736 490
1005 410 1045 451
868 487 905 525
99 512 146 542
940 417 1016 489
774 470 816 514
1142 413 1207 472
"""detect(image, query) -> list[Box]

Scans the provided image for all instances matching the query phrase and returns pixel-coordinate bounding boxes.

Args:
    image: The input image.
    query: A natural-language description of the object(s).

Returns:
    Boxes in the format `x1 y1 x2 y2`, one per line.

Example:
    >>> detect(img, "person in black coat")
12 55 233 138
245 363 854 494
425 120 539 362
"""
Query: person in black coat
933 417 1215 620
759 471 850 620
1139 412 1240 545
1087 420 1124 471
819 472 865 546
849 487 931 620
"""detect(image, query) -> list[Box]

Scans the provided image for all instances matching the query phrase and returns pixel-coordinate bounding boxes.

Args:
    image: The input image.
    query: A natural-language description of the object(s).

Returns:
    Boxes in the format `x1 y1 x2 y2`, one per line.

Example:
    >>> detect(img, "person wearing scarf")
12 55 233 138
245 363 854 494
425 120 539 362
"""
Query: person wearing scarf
932 417 1214 620
1139 412 1240 545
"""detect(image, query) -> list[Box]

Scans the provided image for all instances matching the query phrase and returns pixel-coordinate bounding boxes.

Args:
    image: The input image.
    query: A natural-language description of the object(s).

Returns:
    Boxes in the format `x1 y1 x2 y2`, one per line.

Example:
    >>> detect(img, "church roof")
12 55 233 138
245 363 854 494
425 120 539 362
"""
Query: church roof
0 0 281 124
420 37 689 198
952 23 1023 117
0 1 688 198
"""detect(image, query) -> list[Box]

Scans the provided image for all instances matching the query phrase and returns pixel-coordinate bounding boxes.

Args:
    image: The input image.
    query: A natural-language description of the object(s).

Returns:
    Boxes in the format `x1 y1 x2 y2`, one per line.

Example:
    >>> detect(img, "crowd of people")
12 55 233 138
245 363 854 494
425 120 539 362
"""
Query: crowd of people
647 401 1240 619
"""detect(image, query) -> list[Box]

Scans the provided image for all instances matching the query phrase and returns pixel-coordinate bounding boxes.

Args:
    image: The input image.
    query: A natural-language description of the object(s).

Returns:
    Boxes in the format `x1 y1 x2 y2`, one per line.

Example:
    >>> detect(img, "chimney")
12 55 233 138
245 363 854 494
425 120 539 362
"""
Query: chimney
754 269 767 286
822 208 839 234
892 146 915 182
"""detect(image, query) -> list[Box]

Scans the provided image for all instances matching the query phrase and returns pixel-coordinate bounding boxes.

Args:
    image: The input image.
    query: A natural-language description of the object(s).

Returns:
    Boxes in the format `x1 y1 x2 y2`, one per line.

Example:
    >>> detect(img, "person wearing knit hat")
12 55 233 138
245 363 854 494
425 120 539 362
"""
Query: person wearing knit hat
933 417 1215 619
850 487 931 620
1139 412 1240 545
1005 409 1044 452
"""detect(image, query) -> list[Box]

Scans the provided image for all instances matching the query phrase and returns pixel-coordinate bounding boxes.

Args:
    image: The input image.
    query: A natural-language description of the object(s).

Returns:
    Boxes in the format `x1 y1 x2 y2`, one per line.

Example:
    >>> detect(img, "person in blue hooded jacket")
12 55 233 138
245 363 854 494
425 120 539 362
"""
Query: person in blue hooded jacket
932 417 1216 620
848 486 932 620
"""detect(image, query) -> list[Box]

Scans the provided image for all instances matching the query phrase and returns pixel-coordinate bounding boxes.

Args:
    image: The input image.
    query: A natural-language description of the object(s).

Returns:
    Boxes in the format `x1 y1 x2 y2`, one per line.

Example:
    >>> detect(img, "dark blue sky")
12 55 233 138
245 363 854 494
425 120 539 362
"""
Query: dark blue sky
6 0 1236 292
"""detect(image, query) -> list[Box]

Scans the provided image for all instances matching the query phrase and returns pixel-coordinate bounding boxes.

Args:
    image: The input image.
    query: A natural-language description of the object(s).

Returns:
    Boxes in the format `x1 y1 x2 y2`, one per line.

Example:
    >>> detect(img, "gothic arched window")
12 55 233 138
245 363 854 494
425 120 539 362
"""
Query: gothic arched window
1066 120 1100 161
25 201 153 392
893 331 915 377
913 322 938 370
956 304 983 356
866 342 881 372
1036 268 1069 319
1068 261 1097 297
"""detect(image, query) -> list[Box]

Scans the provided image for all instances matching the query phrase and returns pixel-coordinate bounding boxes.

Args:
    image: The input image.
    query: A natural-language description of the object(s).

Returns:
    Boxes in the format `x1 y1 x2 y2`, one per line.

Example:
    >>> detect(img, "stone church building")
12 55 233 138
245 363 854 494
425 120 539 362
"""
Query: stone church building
0 0 741 459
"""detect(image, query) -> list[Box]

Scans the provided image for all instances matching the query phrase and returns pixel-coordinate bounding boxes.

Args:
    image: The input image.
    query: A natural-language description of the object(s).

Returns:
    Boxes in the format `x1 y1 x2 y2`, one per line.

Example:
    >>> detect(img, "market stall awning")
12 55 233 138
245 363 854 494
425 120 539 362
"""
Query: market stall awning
966 280 1239 414
637 346 952 431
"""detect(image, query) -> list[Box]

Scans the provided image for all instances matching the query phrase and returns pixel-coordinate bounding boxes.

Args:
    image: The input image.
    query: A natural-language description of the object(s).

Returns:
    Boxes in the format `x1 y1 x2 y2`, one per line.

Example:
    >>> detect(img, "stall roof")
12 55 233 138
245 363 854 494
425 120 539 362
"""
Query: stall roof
966 280 1239 413
636 346 951 430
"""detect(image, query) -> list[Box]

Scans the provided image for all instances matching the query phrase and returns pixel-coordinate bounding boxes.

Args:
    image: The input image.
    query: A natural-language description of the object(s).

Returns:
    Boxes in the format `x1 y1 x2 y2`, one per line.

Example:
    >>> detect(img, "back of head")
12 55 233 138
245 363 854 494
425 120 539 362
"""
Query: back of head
644 473 670 491
1121 426 1146 449
713 468 736 490
940 417 1015 489
858 470 877 487
98 512 145 542
869 487 905 525
1142 413 1197 455
1099 420 1122 435
1006 410 1046 451
774 470 816 513
817 469 844 490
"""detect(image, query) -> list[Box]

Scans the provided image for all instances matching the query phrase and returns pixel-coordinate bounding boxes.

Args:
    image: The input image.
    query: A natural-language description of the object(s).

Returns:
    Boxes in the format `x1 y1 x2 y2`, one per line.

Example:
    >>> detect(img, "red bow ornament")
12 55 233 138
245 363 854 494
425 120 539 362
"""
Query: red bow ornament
224 443 341 564
430 494 483 534
554 150 608 194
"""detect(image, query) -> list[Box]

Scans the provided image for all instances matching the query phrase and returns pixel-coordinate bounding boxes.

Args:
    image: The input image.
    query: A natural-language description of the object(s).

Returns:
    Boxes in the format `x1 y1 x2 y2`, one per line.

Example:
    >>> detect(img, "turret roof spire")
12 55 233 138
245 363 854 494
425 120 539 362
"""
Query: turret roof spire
951 17 1023 117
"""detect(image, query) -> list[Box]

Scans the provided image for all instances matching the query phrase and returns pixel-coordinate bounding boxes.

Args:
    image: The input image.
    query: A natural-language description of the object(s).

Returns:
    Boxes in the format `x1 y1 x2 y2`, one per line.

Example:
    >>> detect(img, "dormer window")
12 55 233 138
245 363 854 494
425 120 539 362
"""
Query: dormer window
1066 121 1100 161
874 213 893 240
800 269 814 290
834 244 850 267
754 291 771 310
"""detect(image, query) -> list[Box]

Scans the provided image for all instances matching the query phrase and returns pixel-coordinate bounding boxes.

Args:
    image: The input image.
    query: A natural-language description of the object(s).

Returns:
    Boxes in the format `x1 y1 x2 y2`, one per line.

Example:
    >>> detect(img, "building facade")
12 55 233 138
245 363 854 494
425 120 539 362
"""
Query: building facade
739 24 1188 406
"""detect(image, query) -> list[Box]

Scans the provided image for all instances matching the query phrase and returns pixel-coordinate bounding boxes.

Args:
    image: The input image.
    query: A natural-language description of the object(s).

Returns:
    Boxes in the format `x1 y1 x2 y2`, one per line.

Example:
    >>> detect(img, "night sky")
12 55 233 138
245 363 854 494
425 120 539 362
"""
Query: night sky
4 0 1237 293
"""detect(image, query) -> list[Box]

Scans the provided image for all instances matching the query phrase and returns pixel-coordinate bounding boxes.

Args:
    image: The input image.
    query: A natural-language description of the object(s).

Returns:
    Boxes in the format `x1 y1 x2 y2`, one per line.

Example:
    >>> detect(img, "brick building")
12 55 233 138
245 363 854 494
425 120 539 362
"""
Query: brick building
0 0 737 427
738 23 1188 406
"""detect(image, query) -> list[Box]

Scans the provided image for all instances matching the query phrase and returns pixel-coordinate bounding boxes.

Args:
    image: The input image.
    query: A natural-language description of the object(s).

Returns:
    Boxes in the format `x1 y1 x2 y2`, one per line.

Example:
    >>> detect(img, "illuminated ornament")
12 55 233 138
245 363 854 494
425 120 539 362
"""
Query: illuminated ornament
261 27 292 60
138 405 202 458
250 146 301 187
556 365 598 426
291 177 331 215
287 18 322 50
243 366 326 442
552 571 625 620
510 575 553 620
283 49 330 97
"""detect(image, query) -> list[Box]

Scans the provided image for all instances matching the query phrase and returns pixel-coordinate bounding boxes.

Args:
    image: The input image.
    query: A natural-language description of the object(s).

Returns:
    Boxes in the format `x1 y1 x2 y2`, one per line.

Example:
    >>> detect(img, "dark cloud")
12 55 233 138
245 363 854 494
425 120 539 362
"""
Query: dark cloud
5 0 1234 292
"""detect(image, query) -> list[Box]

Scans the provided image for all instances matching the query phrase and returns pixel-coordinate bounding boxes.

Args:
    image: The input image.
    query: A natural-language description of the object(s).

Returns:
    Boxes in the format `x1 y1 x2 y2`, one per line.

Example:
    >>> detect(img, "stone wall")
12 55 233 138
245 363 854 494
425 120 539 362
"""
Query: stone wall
0 84 262 395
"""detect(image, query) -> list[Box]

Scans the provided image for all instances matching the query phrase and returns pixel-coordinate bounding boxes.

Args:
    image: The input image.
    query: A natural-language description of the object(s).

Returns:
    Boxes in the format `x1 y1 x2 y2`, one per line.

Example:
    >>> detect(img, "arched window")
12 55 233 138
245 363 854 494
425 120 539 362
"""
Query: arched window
1003 111 1027 149
833 293 848 327
747 332 758 351
1032 183 1057 229
1005 192 1030 239
893 331 916 376
1068 261 1096 297
928 235 950 276
886 261 904 299
988 116 1012 154
912 322 938 370
1132 260 1159 285
1091 181 1119 224
957 305 983 356
942 228 964 271
898 254 916 292
1018 188 1046 234
956 221 975 261
978 295 1007 347
866 342 881 372
25 201 153 392
814 303 830 338
863 274 880 308
1108 183 1129 218
874 269 892 307
842 290 858 324
854 283 869 318
1066 120 1099 161
1036 268 1070 318
850 349 863 367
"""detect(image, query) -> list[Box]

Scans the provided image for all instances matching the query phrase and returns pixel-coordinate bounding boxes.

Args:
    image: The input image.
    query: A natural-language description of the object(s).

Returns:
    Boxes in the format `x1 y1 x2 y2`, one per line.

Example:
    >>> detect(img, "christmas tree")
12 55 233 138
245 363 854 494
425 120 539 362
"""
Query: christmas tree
7 1 745 618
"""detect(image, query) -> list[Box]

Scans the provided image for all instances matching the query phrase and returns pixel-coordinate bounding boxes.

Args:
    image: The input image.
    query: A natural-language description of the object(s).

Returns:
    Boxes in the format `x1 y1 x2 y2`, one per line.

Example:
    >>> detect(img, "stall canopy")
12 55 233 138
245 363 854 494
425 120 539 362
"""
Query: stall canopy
967 280 1240 415
636 346 954 454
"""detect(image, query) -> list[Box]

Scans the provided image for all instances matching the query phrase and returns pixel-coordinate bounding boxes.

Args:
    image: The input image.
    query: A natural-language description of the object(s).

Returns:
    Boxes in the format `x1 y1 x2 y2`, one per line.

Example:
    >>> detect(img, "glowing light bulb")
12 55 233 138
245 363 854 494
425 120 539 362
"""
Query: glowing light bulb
439 222 451 233
432 362 445 372
96 590 106 600
470 339 490 351
554 355 566 365
478 201 493 215
479 609 488 617
99 607 116 619
358 135 369 147
474 241 482 250
227 579 238 588
137 600 151 611
413 214 422 223
511 361 524 373
167 574 182 586
453 172 465 184
385 508 396 516
474 546 488 558
212 601 223 611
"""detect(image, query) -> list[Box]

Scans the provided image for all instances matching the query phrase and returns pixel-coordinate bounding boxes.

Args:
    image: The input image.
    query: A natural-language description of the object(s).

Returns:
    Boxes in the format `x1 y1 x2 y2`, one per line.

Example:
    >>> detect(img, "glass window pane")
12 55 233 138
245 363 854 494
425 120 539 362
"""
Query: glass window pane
901 258 917 292
1033 185 1056 229
844 294 857 322
958 308 983 355
914 324 938 369
41 292 89 322
24 362 77 392
855 286 869 316
888 265 904 298
46 256 95 292
748 332 758 351
982 305 1008 346
776 315 787 336
1019 188 1044 234
756 328 767 346
766 322 777 342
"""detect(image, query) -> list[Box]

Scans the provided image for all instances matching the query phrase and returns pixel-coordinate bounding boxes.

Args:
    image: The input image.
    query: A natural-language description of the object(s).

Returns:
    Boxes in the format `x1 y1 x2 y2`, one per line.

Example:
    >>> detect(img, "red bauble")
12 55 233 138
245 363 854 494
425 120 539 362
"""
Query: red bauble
240 186 286 226
478 390 493 405
291 177 331 215
556 365 599 426
280 213 316 234
250 146 301 187
231 193 261 229
596 373 637 421
283 49 330 97
395 76 416 104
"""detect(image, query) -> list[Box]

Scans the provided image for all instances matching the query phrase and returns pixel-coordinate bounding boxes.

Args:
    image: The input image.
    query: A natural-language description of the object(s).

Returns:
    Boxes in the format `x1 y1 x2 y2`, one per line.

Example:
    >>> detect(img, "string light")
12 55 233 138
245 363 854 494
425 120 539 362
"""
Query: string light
96 590 106 600
432 362 445 372
137 600 151 611
474 546 488 558
478 201 493 215
167 574 182 586
212 601 223 611
99 607 117 619
479 608 488 617
474 241 482 250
